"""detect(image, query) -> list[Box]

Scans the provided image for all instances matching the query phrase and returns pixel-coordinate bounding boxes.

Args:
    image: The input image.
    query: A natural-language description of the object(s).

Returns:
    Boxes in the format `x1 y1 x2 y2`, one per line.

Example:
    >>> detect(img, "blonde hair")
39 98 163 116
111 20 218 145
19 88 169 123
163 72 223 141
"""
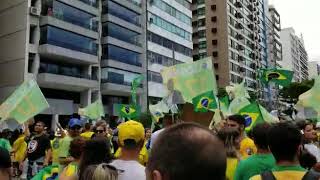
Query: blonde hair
81 163 118 180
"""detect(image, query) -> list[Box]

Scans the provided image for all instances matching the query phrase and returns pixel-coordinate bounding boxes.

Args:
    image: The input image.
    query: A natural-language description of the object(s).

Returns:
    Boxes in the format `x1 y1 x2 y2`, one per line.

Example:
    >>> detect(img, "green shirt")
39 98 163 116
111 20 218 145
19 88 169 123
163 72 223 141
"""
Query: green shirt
235 153 276 180
250 165 306 180
0 138 12 152
58 136 73 159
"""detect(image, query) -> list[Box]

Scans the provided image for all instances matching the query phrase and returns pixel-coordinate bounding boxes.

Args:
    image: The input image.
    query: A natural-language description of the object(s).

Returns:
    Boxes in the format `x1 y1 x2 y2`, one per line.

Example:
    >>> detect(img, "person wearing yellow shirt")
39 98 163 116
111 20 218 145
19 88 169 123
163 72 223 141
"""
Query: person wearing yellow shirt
226 114 257 159
50 128 63 165
12 131 27 177
80 123 94 140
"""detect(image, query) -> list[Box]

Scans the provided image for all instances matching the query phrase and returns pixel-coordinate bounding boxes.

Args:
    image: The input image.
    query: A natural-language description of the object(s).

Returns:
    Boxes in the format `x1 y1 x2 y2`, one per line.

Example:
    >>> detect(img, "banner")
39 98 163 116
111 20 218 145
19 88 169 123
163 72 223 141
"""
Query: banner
115 104 141 119
161 58 217 103
0 79 49 123
78 99 104 120
260 68 293 87
131 75 143 105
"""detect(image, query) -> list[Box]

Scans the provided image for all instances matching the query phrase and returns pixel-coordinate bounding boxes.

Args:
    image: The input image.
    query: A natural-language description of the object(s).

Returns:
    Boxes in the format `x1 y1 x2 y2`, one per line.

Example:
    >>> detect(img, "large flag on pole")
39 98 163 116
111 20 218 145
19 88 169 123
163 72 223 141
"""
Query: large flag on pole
161 57 217 103
131 75 143 105
115 104 141 119
296 75 320 121
78 99 104 120
192 91 217 112
0 79 49 124
260 68 293 87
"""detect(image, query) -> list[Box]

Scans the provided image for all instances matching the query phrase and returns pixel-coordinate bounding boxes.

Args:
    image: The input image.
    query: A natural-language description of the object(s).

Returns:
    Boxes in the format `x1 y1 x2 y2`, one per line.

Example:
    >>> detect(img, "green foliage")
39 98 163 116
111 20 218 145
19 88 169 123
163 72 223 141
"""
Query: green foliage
279 79 314 103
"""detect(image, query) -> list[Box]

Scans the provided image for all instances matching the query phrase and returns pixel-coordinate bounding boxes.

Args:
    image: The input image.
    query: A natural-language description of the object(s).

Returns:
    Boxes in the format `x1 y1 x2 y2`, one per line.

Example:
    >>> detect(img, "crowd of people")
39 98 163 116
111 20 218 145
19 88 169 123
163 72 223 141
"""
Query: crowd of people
0 114 320 180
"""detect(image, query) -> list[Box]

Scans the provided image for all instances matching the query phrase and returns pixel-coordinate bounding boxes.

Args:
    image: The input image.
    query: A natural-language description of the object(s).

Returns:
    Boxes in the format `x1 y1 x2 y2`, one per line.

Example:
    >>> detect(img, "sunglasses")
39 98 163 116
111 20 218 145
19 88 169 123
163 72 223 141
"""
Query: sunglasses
96 130 105 134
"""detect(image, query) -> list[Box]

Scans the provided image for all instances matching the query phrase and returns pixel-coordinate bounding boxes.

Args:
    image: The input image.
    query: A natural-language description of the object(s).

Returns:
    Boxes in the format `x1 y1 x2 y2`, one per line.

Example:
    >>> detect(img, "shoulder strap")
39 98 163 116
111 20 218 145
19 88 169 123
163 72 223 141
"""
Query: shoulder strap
261 171 277 180
302 170 320 180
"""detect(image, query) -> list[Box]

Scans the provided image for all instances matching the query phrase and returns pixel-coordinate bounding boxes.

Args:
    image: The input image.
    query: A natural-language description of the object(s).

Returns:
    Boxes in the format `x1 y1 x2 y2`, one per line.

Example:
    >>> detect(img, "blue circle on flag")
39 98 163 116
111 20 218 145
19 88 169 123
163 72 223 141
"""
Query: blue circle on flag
125 106 130 113
155 112 162 117
243 115 252 127
201 98 209 108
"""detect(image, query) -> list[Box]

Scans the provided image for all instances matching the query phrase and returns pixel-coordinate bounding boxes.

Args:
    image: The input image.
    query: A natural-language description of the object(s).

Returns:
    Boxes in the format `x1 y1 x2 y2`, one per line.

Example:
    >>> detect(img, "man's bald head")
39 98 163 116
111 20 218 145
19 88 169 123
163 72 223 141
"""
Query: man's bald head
147 123 226 180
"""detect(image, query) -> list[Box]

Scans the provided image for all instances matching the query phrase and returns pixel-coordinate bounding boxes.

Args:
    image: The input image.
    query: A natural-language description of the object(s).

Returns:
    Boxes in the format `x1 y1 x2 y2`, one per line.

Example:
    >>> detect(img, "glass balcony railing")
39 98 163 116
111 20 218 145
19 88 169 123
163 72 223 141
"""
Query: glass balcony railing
40 26 98 55
39 63 98 80
78 0 98 8
102 45 142 67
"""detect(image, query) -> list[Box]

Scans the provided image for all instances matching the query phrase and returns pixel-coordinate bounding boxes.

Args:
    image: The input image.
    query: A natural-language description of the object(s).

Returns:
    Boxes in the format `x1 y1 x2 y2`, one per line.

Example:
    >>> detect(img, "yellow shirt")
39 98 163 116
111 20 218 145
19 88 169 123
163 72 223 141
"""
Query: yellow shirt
226 158 238 180
240 137 257 159
250 165 306 180
13 135 27 162
51 138 62 165
114 141 149 165
80 131 94 140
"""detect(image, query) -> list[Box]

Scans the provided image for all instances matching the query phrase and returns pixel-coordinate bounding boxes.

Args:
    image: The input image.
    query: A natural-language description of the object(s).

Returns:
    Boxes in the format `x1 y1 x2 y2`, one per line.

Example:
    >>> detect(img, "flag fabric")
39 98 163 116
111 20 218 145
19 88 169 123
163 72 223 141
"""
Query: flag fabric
192 91 217 112
149 100 169 122
259 105 279 123
209 109 224 130
0 79 49 123
31 165 59 180
228 97 251 115
219 96 229 115
226 80 250 100
161 58 218 103
239 102 264 132
260 68 293 87
296 75 320 121
131 75 143 105
115 104 140 119
78 99 104 120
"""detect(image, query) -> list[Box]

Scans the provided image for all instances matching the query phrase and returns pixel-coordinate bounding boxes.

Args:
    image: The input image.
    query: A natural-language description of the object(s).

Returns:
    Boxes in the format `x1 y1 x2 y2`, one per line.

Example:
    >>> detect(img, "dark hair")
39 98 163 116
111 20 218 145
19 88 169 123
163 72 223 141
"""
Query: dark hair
228 115 246 126
299 146 317 170
0 147 11 169
69 137 86 159
217 128 240 158
147 123 226 180
267 122 302 162
251 123 271 150
35 120 46 127
296 120 314 131
79 138 113 179
122 139 143 150
84 123 92 131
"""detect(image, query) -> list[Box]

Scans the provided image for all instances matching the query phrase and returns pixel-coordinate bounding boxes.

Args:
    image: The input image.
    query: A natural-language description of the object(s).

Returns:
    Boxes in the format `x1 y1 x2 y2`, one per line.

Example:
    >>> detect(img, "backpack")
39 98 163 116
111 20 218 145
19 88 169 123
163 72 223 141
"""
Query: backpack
260 170 320 180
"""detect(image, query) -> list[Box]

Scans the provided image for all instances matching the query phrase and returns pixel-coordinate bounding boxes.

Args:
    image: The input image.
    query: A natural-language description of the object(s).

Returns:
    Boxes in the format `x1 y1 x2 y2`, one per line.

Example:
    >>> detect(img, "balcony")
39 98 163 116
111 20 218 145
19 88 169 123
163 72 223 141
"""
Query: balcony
235 23 243 29
236 34 244 40
237 45 244 51
247 4 254 11
234 1 242 8
248 24 254 30
78 0 99 7
101 78 143 96
235 12 243 19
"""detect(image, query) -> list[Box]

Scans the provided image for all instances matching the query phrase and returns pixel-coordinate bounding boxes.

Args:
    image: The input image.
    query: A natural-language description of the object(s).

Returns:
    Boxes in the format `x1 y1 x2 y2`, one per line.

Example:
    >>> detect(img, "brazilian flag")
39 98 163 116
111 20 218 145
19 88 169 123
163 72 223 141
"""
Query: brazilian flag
115 104 141 119
238 102 264 132
31 165 59 180
192 91 218 112
260 68 293 87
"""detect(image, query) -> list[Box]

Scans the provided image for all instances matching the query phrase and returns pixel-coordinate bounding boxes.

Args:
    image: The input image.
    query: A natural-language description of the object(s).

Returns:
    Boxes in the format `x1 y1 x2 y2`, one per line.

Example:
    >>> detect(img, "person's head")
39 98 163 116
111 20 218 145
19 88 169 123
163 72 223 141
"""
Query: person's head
226 115 246 133
95 125 107 138
217 128 240 158
0 147 11 180
145 128 152 140
268 122 302 163
84 123 93 132
147 123 226 180
34 121 46 134
79 138 113 179
80 163 118 180
117 120 145 156
68 118 82 137
251 123 271 150
296 120 317 143
69 137 86 160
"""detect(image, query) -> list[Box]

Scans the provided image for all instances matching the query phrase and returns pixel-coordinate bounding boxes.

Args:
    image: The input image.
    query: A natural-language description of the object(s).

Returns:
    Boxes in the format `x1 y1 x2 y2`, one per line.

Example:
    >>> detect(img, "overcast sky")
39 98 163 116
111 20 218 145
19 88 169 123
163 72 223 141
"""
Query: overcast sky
269 0 320 62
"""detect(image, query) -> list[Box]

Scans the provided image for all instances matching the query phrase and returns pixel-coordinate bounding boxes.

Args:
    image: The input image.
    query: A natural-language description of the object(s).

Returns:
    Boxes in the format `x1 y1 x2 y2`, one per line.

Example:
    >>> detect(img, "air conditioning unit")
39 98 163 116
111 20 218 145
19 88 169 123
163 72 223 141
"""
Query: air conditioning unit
29 6 40 16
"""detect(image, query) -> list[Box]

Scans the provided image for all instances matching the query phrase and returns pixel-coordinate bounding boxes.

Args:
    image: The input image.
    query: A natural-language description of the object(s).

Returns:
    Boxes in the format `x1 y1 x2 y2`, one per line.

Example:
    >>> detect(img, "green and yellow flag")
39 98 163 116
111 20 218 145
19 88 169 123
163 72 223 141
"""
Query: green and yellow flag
0 79 49 123
219 96 229 115
260 68 293 87
192 91 217 112
31 165 59 180
131 75 143 105
149 100 169 122
115 104 140 119
78 99 104 120
239 102 264 132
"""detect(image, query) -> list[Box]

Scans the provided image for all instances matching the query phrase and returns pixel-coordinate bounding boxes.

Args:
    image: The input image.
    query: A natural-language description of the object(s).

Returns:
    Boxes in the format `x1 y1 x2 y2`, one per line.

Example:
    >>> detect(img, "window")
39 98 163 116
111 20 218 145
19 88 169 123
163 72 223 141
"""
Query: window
199 52 207 59
148 51 179 66
199 41 207 49
40 26 98 55
211 16 217 22
198 30 206 38
198 19 206 27
197 7 205 16
212 40 218 45
149 13 191 41
212 51 218 57
148 71 163 83
102 45 141 67
103 1 140 26
101 68 141 86
212 28 217 33
102 22 141 46
211 5 217 10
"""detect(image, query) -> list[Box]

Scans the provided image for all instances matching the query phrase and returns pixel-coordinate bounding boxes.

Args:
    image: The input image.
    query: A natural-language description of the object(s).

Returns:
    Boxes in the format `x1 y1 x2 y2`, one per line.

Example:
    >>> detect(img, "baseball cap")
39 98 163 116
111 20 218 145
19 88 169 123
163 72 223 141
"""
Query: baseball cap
118 120 145 146
0 147 11 168
68 118 82 128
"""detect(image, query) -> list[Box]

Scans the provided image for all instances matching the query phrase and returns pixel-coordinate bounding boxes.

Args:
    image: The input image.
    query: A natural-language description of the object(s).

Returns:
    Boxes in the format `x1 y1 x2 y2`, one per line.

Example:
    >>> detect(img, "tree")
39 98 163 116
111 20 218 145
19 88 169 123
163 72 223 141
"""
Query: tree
279 79 314 103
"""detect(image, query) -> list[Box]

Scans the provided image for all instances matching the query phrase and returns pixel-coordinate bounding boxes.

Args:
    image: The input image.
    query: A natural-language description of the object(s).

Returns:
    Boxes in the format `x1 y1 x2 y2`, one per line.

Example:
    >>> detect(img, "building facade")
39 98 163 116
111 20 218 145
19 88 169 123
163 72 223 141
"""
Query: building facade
147 0 193 102
192 0 269 98
308 61 320 79
280 27 308 82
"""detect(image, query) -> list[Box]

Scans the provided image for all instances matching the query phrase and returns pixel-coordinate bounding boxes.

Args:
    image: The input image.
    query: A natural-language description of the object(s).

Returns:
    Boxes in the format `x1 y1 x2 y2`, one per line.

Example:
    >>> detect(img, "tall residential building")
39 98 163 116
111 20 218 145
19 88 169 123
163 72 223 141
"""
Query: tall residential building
0 0 102 126
147 0 193 102
192 0 269 97
308 61 320 79
280 28 308 82
101 0 148 116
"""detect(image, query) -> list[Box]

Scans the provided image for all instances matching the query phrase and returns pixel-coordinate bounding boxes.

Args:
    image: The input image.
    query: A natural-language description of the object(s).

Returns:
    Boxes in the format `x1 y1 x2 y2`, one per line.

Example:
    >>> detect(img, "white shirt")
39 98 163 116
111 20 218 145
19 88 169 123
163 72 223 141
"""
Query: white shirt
150 128 165 149
110 159 146 180
304 143 320 162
